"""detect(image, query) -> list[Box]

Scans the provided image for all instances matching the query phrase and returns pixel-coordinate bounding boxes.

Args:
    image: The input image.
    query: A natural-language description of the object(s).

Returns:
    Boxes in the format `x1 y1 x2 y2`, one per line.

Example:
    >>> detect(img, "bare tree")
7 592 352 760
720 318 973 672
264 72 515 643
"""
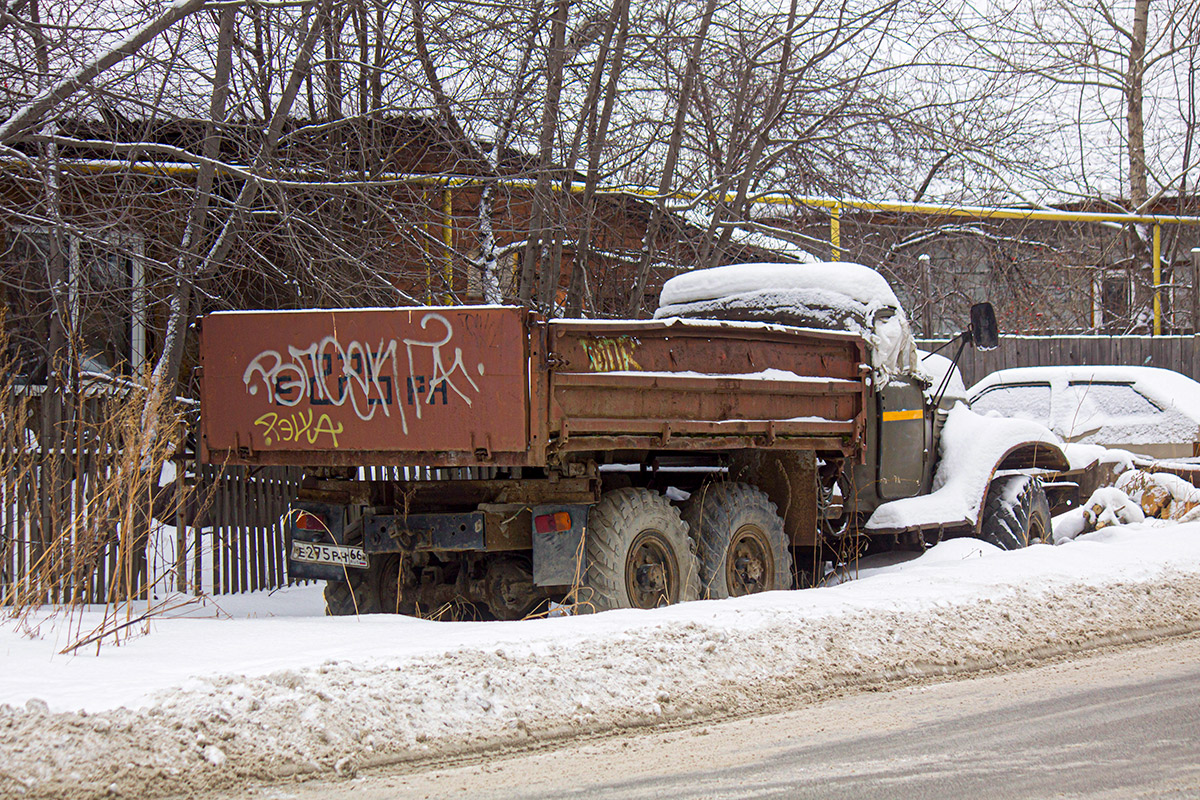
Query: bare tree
941 0 1200 330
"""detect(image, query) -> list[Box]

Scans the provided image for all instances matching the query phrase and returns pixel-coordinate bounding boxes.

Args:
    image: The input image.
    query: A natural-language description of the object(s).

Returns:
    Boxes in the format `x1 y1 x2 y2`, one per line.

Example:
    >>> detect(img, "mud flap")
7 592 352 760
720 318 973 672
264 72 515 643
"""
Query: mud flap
531 503 590 586
287 501 360 581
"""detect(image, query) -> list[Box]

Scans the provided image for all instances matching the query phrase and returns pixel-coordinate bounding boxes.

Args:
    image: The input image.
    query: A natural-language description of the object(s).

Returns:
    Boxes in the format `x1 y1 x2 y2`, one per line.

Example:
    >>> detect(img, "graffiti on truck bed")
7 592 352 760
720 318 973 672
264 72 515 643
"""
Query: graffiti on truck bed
241 311 483 441
580 336 642 372
253 409 345 447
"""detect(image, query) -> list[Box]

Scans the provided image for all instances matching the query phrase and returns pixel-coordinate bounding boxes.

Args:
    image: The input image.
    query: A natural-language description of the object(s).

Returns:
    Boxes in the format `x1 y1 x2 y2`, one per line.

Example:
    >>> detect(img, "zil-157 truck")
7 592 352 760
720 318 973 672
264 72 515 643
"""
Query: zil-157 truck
199 262 1068 618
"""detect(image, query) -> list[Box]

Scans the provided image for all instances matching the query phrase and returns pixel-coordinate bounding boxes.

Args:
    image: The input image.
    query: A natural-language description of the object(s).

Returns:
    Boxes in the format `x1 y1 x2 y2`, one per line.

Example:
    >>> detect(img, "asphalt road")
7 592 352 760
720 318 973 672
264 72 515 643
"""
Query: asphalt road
248 633 1200 800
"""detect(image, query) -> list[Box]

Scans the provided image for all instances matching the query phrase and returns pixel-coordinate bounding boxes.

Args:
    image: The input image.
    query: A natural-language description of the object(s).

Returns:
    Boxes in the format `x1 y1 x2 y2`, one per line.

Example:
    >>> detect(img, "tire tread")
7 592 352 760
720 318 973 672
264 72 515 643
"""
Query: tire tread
682 482 793 600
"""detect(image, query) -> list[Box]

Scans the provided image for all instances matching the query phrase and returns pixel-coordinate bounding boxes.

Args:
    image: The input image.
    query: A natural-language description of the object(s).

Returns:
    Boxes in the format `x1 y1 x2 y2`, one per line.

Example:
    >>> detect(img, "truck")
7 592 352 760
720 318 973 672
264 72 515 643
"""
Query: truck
198 261 1068 618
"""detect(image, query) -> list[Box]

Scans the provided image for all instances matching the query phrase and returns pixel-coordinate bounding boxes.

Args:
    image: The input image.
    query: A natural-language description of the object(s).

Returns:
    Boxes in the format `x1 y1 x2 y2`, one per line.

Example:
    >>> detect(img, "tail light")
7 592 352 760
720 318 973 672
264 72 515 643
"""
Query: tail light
294 510 327 532
534 511 572 534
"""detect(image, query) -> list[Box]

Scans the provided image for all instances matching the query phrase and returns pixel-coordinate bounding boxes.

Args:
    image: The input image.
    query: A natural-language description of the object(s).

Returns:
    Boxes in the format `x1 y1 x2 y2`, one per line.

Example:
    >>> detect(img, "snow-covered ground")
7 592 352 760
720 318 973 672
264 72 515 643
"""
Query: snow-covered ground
3 518 1200 799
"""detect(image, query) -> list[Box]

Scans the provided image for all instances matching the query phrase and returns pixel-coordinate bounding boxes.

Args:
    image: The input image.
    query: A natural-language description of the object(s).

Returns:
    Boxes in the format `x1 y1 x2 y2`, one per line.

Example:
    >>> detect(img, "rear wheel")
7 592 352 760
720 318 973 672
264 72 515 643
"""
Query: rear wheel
980 475 1051 550
581 488 701 612
324 552 416 616
682 482 793 599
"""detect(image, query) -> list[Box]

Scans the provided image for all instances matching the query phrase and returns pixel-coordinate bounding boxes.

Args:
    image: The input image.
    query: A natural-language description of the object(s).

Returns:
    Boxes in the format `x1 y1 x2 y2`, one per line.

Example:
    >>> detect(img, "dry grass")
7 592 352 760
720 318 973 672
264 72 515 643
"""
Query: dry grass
0 330 207 651
548 523 594 617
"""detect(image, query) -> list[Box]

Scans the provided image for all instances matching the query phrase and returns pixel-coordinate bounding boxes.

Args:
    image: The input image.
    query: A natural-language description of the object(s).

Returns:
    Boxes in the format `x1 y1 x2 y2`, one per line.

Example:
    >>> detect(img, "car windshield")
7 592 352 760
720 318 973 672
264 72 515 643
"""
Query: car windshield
1056 382 1163 437
970 383 1052 426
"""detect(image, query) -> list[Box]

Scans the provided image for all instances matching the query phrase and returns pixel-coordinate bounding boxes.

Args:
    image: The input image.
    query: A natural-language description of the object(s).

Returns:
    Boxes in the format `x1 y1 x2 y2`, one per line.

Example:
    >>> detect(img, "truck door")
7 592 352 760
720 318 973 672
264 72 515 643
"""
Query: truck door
877 381 927 500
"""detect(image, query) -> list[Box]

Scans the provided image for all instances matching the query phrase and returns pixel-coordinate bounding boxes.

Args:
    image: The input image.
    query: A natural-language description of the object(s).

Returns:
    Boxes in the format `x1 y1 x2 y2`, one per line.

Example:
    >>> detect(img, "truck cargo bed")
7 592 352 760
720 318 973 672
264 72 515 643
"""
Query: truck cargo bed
546 319 866 456
200 307 867 467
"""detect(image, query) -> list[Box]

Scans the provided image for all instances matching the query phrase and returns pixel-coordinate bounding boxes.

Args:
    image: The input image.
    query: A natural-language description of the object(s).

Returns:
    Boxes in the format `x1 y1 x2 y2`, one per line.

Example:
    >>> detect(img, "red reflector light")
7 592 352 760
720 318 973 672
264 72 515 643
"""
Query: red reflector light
294 511 326 531
534 511 572 534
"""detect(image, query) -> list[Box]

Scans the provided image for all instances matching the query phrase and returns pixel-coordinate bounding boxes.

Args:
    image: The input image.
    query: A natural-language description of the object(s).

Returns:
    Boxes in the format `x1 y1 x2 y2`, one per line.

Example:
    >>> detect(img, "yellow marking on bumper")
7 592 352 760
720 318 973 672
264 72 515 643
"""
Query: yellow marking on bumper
882 409 924 422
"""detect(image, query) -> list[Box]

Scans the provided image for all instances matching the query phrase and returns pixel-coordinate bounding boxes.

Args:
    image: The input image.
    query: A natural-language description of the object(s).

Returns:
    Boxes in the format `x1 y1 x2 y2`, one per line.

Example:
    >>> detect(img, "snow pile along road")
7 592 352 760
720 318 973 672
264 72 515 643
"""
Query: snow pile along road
4 525 1200 799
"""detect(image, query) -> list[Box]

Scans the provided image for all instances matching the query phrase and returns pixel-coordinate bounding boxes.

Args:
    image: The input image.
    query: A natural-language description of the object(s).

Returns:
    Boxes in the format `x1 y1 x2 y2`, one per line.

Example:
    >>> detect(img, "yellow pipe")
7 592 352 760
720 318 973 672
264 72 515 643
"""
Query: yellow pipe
1153 223 1162 335
34 156 1200 228
830 204 841 261
442 187 454 305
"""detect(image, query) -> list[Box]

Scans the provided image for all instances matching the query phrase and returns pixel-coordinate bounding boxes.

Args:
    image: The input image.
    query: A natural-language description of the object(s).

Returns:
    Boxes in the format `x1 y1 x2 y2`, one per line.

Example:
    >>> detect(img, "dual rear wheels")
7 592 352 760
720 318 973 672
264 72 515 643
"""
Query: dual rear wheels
681 482 794 600
581 482 792 611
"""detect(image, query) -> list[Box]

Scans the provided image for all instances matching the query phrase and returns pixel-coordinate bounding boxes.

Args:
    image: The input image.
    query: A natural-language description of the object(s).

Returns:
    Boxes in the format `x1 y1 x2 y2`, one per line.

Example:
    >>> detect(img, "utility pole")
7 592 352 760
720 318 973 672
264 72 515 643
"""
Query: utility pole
919 254 933 338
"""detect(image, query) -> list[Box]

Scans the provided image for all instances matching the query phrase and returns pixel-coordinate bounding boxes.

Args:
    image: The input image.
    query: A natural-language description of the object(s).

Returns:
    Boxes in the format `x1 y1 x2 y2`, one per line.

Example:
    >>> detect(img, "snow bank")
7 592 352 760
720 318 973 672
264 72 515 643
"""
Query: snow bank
5 522 1200 799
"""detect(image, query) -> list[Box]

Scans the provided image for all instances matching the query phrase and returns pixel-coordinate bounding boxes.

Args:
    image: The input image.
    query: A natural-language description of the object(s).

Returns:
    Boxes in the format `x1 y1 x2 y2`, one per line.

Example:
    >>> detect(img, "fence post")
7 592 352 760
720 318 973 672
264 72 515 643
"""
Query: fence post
174 445 185 594
919 254 932 337
1191 248 1200 335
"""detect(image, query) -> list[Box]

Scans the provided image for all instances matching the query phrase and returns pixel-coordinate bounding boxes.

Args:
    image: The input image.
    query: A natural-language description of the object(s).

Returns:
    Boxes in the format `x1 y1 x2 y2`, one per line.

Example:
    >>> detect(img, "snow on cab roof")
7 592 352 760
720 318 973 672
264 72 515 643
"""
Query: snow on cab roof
658 262 901 309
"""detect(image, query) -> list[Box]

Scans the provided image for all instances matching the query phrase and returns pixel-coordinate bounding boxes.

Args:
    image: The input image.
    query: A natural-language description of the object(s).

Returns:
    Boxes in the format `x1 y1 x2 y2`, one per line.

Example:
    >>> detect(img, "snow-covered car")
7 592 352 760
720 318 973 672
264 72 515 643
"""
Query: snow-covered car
967 365 1200 460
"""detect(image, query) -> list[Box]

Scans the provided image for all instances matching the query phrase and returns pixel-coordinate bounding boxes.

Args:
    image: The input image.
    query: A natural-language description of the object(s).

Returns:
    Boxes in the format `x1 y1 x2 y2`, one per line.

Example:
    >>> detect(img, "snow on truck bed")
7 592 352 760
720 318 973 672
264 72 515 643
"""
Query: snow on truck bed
655 262 920 384
657 262 902 308
5 516 1200 799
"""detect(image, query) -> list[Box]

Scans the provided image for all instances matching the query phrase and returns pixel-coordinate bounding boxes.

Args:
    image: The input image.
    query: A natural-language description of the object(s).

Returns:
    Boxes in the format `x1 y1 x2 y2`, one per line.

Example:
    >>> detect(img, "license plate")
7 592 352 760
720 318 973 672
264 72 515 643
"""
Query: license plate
290 540 369 569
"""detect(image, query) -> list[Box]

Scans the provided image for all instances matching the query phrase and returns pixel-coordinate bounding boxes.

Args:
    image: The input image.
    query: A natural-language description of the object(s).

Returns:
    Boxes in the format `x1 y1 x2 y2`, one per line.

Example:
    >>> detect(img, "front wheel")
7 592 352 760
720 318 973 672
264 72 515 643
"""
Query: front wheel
980 475 1051 550
581 488 701 612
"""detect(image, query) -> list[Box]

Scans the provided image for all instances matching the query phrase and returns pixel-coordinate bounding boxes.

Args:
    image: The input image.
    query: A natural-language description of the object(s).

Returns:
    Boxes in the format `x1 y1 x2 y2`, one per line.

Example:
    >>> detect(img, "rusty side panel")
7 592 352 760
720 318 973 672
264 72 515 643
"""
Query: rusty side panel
200 306 531 465
526 312 550 467
547 319 867 457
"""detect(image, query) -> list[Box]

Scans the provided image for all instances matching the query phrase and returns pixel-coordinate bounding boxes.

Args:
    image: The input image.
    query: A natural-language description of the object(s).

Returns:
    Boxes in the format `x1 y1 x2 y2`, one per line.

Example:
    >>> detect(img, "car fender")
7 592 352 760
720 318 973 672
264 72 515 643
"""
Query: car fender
865 404 1068 536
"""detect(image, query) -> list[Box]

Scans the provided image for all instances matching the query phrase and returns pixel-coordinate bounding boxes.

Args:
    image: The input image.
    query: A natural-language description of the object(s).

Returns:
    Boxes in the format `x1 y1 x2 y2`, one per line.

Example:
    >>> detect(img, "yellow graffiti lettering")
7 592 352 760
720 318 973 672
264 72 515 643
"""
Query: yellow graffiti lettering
581 337 642 372
313 413 344 448
254 412 279 445
293 408 314 443
254 410 343 447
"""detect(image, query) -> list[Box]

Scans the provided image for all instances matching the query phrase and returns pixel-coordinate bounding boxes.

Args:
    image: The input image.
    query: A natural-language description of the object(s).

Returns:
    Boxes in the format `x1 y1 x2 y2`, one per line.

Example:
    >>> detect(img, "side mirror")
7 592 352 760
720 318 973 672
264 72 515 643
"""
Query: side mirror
970 303 999 351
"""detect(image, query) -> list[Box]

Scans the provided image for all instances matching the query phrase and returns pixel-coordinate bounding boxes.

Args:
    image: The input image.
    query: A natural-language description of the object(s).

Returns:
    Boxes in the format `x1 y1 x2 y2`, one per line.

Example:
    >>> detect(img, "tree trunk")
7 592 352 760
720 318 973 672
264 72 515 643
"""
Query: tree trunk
626 0 719 317
147 5 236 402
566 0 630 316
519 0 570 310
708 0 800 266
150 1 327 402
477 0 544 303
1127 0 1149 206
549 0 621 297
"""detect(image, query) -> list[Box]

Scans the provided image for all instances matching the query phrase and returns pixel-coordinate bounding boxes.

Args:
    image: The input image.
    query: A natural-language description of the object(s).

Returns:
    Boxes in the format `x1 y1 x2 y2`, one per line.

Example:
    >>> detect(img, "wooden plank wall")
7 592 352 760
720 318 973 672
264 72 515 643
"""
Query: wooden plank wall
1 386 305 604
190 461 305 596
916 335 1200 387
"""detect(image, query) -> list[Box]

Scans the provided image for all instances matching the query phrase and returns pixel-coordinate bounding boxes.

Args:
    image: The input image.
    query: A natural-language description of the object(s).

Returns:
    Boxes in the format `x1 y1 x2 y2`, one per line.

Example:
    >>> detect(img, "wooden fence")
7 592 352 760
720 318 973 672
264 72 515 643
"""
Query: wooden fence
0 389 131 607
916 334 1200 387
182 461 305 597
0 376 307 605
